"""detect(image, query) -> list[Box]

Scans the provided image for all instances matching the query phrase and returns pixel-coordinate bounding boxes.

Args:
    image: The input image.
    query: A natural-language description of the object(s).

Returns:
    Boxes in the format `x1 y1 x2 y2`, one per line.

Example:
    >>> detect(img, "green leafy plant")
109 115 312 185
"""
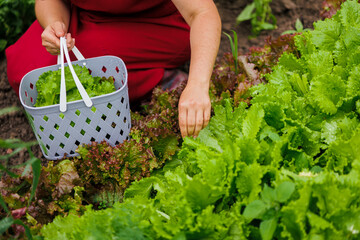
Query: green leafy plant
243 181 296 240
41 202 152 240
0 107 41 239
247 34 299 74
211 33 297 106
281 18 312 35
72 86 183 208
223 30 239 75
1 83 185 236
39 1 360 239
0 0 36 53
7 1 360 238
236 0 277 37
35 65 115 107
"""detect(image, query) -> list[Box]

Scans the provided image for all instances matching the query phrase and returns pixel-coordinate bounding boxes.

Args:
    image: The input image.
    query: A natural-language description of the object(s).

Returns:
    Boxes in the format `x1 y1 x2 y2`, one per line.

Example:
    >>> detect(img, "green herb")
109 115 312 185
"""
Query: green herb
236 0 277 37
281 18 312 35
223 30 239 74
0 107 40 239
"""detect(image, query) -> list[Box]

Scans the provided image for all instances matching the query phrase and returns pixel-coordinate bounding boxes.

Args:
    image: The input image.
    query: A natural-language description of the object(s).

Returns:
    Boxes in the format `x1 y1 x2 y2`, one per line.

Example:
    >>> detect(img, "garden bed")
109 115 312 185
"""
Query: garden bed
0 0 324 165
2 0 351 239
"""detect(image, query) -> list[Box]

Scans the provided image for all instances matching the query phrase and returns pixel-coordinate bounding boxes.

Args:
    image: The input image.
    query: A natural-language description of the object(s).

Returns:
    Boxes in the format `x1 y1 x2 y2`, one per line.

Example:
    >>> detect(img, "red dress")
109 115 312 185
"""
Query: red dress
5 0 190 101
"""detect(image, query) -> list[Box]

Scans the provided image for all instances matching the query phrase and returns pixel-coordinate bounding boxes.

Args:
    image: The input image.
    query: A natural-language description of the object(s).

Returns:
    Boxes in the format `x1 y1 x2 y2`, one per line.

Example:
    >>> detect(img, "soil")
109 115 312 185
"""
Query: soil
217 0 323 56
0 0 324 165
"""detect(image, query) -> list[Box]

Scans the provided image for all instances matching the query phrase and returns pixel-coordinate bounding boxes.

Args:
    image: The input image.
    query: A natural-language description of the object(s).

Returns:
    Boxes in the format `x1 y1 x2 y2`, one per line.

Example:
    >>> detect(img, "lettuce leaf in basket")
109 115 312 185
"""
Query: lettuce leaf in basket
35 65 115 107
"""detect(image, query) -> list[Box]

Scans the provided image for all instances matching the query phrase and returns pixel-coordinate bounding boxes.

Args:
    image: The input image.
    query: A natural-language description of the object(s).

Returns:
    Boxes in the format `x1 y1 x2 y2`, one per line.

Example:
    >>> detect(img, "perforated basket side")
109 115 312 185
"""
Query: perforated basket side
25 92 131 159
19 56 131 160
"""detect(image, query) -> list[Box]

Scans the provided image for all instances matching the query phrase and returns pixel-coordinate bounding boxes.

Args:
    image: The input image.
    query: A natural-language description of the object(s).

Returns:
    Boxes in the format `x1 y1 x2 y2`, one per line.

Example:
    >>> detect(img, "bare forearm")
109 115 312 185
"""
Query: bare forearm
172 0 221 89
187 8 221 88
35 0 71 29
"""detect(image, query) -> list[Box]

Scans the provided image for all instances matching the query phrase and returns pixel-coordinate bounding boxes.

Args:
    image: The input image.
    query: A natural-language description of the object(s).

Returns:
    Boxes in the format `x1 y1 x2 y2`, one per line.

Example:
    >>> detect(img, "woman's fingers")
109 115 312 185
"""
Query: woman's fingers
194 110 204 137
178 86 211 138
42 33 75 55
41 31 61 52
66 33 75 51
52 21 66 38
179 104 187 137
179 107 209 138
203 106 210 128
42 39 60 54
47 47 60 55
41 21 76 55
187 108 196 136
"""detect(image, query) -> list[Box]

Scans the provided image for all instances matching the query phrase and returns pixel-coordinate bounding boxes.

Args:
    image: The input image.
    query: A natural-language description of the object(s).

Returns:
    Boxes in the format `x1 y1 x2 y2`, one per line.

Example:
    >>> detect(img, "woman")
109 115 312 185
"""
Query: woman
6 0 221 137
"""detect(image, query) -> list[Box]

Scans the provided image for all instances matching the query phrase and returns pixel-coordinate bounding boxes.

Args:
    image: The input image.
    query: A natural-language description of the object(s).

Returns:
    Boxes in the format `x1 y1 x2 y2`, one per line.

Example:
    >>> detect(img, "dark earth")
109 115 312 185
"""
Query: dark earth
0 0 323 164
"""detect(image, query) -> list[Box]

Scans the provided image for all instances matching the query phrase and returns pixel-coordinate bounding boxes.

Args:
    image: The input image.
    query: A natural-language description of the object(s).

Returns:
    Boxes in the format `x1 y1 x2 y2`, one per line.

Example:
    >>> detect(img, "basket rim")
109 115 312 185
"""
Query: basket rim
19 55 128 111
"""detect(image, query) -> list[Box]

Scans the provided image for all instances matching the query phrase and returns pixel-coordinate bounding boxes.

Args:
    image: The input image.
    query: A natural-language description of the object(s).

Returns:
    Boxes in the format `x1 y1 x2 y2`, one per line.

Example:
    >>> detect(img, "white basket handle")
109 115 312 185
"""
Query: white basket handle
58 37 93 112
59 37 66 112
57 45 85 64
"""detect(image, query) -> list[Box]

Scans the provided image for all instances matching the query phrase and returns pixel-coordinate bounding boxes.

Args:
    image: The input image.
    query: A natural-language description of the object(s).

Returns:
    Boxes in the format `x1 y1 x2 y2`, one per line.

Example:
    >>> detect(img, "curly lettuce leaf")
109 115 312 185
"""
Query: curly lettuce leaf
309 74 346 115
35 65 115 107
311 18 341 51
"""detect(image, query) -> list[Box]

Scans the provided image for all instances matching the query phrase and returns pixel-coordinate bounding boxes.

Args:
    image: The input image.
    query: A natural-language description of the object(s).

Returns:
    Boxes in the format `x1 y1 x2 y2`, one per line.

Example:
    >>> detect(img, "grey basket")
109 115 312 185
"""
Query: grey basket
19 56 131 160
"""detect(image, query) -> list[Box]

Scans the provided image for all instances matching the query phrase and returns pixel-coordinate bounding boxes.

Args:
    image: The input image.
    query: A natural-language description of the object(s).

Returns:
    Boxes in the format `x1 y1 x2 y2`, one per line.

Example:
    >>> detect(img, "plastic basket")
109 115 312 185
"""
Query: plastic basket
19 46 131 160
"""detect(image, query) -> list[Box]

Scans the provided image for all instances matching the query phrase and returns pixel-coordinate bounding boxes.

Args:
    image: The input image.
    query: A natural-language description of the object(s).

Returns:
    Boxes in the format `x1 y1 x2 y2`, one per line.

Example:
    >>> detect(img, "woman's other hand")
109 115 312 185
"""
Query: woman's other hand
178 82 211 138
41 22 74 55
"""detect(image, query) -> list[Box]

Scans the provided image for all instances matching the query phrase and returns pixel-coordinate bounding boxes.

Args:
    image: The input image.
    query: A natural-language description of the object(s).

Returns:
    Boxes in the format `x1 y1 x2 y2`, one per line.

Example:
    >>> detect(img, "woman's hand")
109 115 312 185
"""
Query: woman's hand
41 21 74 55
172 0 221 137
178 83 211 138
35 0 72 54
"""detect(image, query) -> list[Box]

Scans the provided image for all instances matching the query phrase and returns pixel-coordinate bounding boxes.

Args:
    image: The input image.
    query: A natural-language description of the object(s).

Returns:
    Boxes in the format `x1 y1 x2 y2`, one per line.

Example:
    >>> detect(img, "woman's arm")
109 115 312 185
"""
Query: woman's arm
171 0 222 137
35 0 74 54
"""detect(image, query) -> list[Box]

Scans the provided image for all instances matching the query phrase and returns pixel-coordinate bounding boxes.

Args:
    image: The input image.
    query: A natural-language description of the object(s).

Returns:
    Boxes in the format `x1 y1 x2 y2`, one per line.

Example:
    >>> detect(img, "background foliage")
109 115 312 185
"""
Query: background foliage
1 0 358 239
0 0 36 54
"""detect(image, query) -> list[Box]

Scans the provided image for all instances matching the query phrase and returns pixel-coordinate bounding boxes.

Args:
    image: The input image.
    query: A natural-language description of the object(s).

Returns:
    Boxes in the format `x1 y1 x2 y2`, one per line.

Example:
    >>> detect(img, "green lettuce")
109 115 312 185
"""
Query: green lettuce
35 65 115 107
39 1 360 239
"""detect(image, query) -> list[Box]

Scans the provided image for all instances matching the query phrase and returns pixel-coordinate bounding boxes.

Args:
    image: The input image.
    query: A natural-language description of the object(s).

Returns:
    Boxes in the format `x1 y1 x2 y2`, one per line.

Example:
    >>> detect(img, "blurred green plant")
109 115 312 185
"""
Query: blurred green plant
0 0 36 53
281 18 312 35
0 107 41 239
236 0 277 37
223 30 239 75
